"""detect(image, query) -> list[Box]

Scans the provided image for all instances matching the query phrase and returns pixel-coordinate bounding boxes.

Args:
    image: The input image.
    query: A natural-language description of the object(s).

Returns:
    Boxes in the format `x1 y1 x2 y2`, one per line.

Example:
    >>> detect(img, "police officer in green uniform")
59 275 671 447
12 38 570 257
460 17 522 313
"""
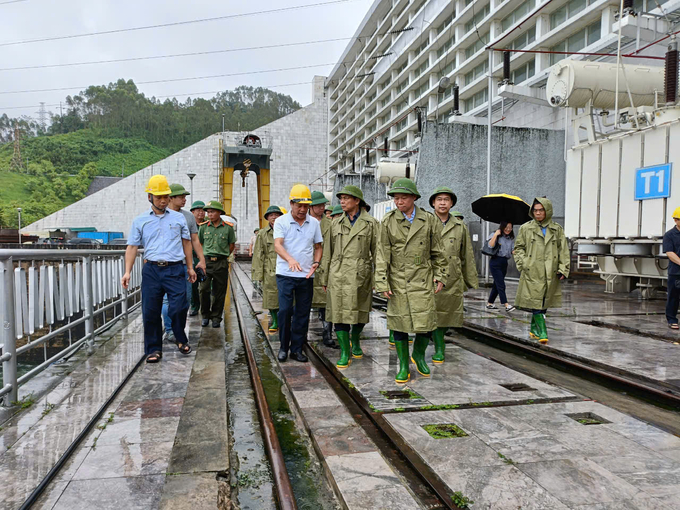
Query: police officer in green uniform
375 178 447 383
252 205 283 332
430 187 478 363
309 191 337 348
198 200 236 328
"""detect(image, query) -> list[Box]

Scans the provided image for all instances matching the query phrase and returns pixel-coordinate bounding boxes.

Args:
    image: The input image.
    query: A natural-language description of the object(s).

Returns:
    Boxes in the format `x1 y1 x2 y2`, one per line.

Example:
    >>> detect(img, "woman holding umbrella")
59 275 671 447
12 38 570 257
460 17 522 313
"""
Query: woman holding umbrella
486 222 516 312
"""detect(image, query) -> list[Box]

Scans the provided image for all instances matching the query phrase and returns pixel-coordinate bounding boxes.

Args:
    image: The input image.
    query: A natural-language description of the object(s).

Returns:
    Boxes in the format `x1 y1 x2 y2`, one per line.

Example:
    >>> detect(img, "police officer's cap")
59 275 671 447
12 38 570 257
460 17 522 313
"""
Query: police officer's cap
428 186 458 208
204 200 226 214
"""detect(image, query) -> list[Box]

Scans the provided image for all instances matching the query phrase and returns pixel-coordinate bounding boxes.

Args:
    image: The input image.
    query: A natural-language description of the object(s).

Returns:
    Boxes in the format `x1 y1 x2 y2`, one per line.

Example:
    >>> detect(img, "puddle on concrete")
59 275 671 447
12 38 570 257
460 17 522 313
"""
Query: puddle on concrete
228 281 340 510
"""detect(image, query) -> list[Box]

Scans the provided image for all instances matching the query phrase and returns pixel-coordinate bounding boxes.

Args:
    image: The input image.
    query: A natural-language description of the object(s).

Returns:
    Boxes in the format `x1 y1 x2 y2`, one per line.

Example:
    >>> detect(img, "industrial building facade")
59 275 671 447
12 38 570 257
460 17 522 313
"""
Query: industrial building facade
325 0 676 177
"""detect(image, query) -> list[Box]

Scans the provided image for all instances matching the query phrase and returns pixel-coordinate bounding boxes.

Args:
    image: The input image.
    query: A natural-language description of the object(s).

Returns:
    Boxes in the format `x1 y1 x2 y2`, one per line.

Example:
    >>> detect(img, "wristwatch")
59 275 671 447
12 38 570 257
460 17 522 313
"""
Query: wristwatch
312 261 320 266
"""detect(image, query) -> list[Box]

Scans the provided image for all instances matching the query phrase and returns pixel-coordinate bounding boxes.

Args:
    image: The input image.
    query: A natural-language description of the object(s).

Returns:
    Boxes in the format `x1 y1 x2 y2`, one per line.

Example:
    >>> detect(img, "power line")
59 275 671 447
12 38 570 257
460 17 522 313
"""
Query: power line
0 0 27 5
0 0 359 47
0 36 356 72
0 62 341 95
0 81 313 111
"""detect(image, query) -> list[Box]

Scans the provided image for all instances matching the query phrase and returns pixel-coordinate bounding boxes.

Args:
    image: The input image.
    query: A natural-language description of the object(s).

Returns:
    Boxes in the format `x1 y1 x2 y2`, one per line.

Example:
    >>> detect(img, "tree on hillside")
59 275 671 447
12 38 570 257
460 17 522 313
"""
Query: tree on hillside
0 114 41 143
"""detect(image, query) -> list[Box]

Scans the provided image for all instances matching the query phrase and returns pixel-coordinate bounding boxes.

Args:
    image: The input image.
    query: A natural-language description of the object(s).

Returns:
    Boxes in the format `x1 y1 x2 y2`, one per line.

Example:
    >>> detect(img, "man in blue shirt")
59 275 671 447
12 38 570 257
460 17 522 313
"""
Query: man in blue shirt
663 207 680 329
121 175 197 363
273 184 323 362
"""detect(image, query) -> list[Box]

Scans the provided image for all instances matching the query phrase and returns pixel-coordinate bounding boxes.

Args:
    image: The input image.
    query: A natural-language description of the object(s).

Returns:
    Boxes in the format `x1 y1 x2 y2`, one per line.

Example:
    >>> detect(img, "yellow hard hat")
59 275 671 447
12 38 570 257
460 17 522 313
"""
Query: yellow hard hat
674 207 680 219
145 175 171 196
280 206 288 214
289 184 312 204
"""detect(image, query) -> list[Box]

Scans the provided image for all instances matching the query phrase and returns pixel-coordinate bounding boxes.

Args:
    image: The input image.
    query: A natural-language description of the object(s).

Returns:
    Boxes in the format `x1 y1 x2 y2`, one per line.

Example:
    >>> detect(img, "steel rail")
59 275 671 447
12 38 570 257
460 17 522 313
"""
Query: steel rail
229 276 298 510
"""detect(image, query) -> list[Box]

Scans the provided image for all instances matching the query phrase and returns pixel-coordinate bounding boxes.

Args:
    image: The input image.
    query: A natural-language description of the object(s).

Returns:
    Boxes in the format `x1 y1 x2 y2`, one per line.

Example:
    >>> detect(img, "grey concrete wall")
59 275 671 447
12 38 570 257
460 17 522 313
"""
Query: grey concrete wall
416 121 566 277
331 174 389 208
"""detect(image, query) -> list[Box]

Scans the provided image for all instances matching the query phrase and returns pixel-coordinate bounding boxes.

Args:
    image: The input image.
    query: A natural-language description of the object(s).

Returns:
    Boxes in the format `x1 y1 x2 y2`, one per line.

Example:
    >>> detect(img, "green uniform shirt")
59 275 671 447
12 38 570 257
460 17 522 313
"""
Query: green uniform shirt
199 220 236 257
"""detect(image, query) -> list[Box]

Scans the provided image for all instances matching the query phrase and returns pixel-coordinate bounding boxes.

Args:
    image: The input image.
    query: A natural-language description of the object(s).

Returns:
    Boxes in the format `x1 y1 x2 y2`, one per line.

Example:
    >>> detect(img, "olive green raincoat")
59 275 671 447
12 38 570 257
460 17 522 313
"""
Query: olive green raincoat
312 215 332 308
513 197 570 310
435 215 479 327
251 226 278 310
375 207 448 333
320 210 378 325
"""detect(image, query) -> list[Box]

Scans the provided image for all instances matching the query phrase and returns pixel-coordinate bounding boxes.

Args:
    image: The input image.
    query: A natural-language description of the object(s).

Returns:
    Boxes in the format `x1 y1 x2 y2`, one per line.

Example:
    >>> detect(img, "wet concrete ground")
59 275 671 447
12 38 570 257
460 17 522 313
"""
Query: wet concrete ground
465 282 680 390
236 262 680 509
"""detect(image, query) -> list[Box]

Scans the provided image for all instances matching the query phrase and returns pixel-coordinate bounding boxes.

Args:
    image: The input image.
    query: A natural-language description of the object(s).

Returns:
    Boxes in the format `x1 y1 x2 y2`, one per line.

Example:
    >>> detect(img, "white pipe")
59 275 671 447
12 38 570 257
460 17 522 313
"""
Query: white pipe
485 49 493 283
614 0 625 129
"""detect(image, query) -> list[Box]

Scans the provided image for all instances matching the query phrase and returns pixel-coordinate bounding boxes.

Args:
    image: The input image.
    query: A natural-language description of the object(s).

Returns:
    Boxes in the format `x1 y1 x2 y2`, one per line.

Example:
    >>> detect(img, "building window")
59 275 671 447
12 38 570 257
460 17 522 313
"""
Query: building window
366 107 376 118
465 32 489 60
395 136 407 149
464 87 488 111
414 40 428 57
413 60 428 79
414 82 428 98
396 117 408 132
412 0 427 15
397 99 409 113
437 11 456 34
550 0 590 30
440 84 454 102
465 3 490 33
439 57 457 78
396 59 408 75
465 60 488 86
366 123 376 134
380 112 391 126
367 91 377 103
511 59 535 83
437 34 456 58
549 20 601 65
381 95 391 108
380 76 392 90
396 78 410 94
501 0 535 33
510 26 536 50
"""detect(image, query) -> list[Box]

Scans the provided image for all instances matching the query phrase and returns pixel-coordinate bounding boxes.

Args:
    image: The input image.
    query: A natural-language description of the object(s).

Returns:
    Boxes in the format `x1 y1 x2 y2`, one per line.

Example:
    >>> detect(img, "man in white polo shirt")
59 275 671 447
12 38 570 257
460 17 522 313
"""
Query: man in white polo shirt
273 184 323 363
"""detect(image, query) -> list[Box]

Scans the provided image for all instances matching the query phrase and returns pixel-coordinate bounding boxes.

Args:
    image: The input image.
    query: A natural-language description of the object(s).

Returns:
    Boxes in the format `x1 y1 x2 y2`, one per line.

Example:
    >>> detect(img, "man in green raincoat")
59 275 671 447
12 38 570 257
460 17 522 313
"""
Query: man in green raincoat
513 197 570 343
320 185 378 369
375 178 447 383
252 206 284 332
430 187 478 363
309 191 337 348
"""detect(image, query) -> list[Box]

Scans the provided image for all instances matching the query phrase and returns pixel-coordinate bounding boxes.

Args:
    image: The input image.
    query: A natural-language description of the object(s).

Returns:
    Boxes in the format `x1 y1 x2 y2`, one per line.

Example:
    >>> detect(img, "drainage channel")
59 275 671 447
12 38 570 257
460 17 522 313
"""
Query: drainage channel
227 273 340 510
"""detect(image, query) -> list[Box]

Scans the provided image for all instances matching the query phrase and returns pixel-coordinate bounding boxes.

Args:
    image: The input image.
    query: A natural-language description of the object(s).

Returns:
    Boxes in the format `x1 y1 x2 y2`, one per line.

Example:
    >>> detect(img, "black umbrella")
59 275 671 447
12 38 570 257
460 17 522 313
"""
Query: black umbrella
471 194 531 225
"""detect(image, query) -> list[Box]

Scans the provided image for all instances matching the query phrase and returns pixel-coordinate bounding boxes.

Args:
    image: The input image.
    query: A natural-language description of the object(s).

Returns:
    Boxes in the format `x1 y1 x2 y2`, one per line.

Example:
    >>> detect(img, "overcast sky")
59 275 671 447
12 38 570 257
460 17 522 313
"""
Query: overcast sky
0 0 372 120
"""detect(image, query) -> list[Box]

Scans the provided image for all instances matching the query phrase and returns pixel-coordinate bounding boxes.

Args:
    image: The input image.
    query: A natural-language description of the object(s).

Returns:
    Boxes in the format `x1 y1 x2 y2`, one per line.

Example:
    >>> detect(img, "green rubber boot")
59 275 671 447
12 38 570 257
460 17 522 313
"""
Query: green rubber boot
394 340 411 383
351 324 364 359
432 328 446 364
269 309 279 332
388 330 395 348
336 331 351 368
529 314 540 340
411 335 431 377
535 314 549 344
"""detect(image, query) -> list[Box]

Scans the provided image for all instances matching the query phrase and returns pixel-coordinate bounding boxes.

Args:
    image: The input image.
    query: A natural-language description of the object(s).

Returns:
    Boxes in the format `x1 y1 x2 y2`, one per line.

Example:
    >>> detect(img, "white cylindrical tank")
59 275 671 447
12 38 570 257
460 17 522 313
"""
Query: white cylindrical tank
546 60 664 109
323 191 333 203
375 160 413 185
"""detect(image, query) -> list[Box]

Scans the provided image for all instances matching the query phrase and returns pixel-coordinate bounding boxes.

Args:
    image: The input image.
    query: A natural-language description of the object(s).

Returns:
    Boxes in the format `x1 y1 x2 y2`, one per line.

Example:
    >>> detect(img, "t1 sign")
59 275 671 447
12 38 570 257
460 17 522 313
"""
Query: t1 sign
635 163 672 200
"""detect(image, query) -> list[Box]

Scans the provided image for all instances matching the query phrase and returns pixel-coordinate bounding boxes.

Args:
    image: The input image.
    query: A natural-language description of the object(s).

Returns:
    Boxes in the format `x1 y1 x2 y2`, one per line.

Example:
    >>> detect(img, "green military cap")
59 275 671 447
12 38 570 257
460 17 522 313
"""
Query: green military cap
387 178 421 199
204 200 225 214
310 190 329 206
428 186 458 208
169 183 190 197
330 204 343 217
254 228 260 233
452 210 464 219
264 205 283 219
325 204 334 212
336 185 365 205
190 200 205 211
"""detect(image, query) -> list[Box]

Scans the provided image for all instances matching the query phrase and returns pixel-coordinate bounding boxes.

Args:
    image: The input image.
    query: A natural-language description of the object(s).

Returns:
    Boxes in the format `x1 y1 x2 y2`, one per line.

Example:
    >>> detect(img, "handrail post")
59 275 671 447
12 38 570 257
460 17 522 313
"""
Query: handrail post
82 255 95 353
1 257 18 406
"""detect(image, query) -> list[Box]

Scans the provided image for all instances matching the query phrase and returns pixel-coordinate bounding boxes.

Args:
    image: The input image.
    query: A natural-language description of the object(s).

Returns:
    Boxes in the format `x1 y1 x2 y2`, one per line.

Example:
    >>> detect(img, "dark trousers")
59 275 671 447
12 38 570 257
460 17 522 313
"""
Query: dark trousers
142 263 189 355
191 280 200 311
667 275 680 324
392 331 431 342
277 275 313 355
488 256 509 304
200 257 229 321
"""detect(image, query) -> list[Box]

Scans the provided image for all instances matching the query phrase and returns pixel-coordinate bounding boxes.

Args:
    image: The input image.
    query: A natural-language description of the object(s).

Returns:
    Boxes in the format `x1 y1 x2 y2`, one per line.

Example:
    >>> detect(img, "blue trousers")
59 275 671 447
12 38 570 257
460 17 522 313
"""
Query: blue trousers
142 263 189 355
162 278 192 333
667 275 680 325
488 256 509 304
276 275 313 355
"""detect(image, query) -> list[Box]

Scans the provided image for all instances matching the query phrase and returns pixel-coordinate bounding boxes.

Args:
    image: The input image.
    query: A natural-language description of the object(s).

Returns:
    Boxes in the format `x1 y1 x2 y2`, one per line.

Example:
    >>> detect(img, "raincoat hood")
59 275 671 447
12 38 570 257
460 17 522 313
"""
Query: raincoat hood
530 197 553 226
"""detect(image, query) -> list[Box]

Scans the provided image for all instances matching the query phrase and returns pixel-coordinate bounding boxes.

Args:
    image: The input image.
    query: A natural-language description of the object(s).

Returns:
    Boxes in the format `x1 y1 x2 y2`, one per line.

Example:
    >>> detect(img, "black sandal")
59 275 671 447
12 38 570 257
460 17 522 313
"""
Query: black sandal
177 342 192 355
146 352 162 363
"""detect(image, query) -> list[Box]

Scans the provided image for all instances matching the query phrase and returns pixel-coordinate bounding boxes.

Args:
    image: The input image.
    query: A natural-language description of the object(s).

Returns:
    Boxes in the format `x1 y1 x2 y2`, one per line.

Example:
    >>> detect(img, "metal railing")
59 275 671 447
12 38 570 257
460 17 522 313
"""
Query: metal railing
0 249 143 406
